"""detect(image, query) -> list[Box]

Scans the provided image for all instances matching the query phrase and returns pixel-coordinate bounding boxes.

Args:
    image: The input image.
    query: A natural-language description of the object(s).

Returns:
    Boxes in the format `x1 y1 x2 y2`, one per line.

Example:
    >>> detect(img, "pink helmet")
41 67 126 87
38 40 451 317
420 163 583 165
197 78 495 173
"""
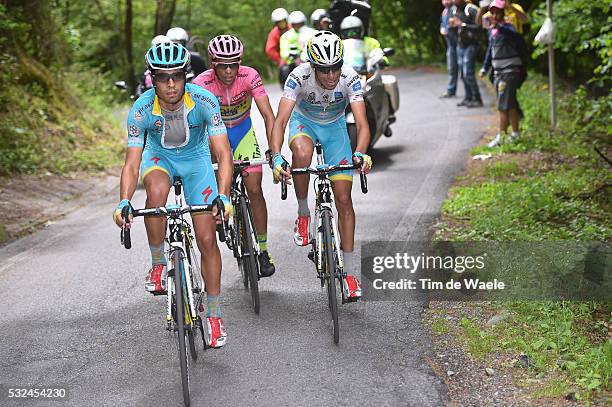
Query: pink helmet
489 0 506 10
208 35 243 61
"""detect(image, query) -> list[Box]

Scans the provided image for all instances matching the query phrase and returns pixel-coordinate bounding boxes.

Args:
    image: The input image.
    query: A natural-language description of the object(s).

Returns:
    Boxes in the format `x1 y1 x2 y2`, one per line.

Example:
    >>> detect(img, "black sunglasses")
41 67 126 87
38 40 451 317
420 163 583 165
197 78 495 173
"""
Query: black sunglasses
314 64 342 74
213 62 240 70
153 71 186 83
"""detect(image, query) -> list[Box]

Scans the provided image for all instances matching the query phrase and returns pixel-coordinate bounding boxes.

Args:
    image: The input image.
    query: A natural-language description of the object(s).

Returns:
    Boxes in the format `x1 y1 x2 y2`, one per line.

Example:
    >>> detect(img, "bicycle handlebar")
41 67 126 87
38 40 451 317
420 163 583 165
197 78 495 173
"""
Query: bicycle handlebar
291 162 369 194
121 206 132 249
212 158 269 171
120 203 230 249
280 162 288 200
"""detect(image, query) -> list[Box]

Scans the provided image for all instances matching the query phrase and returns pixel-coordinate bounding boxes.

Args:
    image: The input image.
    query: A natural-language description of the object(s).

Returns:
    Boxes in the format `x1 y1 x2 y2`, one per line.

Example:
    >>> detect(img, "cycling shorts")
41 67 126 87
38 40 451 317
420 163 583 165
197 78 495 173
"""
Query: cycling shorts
140 148 218 206
288 113 353 182
227 117 262 174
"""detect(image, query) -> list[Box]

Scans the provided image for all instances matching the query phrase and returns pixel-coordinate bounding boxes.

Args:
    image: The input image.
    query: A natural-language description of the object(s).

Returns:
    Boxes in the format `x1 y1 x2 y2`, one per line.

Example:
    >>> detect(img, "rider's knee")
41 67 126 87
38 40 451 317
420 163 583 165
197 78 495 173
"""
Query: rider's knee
196 231 217 253
146 186 168 206
246 182 264 200
290 140 313 161
334 193 354 213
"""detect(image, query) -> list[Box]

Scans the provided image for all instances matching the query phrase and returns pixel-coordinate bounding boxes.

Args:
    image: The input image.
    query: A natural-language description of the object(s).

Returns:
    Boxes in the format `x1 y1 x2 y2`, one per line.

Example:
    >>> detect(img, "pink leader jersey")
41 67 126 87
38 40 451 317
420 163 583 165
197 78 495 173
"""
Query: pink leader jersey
192 66 267 129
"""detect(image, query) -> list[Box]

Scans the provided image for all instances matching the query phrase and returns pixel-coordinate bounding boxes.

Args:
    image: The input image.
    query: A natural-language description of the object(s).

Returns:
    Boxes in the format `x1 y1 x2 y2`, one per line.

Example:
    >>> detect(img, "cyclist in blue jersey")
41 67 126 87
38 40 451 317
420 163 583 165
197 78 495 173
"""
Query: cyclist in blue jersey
112 42 233 348
270 31 372 301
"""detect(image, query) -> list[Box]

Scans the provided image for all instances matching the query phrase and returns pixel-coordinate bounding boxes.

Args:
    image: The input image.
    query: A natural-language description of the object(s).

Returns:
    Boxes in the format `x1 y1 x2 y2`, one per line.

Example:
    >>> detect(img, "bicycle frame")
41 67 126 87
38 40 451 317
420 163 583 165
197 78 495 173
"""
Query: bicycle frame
311 148 345 283
165 199 199 333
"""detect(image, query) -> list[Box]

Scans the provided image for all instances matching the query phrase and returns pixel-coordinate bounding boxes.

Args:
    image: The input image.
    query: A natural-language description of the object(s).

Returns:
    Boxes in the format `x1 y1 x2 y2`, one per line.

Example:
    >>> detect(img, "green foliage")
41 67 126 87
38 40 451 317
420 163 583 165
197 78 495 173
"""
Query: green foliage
436 72 611 399
441 73 611 241
530 0 611 87
498 301 611 400
369 0 446 65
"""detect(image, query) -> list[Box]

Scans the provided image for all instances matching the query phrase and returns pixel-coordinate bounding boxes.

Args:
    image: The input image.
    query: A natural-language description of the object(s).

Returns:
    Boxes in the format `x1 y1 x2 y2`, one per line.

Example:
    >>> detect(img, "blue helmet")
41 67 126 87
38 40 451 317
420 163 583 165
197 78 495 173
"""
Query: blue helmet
146 42 190 71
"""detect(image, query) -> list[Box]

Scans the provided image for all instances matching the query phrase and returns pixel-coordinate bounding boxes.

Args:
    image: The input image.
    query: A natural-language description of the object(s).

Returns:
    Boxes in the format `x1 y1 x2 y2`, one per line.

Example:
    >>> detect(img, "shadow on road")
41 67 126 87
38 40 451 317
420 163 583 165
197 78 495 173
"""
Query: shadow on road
370 143 406 171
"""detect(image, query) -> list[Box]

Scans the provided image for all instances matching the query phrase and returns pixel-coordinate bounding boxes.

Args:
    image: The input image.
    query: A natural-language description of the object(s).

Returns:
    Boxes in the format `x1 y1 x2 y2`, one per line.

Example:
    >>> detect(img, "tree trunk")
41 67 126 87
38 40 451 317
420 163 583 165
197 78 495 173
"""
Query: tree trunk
125 0 135 93
154 0 177 36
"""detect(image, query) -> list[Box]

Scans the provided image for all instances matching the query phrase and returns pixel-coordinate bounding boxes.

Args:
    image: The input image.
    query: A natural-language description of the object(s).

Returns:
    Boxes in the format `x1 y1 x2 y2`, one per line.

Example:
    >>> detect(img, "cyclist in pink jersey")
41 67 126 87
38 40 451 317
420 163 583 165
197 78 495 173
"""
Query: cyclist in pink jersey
193 35 277 277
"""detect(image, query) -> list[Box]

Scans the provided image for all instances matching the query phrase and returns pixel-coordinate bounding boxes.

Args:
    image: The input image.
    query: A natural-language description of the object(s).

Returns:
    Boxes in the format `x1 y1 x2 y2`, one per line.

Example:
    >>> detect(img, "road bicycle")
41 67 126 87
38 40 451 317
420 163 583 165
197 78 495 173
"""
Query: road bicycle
214 158 269 314
283 142 368 344
120 176 226 406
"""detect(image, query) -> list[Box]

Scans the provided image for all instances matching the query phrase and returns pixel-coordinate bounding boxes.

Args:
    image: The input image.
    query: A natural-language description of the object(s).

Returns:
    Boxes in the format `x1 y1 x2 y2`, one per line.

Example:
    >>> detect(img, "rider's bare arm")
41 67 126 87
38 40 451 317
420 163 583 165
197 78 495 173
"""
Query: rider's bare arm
210 134 233 197
254 95 276 148
270 97 296 155
119 147 143 201
350 101 370 154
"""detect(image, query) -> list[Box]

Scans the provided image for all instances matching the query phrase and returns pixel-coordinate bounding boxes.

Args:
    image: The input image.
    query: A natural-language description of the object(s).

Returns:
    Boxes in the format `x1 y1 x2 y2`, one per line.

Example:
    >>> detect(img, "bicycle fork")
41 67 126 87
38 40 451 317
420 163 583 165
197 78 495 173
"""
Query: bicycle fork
314 206 344 274
166 246 198 331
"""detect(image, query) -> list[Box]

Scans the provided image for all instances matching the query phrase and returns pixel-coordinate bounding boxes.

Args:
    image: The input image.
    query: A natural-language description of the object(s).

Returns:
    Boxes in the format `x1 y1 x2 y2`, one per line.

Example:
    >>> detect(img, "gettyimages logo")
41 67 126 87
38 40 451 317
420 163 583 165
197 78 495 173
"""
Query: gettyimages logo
361 241 611 301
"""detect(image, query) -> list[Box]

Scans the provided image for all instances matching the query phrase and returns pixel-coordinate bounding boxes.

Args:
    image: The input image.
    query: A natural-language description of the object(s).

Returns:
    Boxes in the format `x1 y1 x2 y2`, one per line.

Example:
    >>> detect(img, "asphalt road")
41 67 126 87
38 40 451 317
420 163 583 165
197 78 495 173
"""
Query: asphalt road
0 68 493 407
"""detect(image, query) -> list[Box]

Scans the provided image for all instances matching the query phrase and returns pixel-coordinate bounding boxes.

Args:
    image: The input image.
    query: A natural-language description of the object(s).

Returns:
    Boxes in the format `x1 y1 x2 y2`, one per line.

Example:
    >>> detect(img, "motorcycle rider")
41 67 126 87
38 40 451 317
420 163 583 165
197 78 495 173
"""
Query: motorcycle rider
134 35 170 98
266 8 292 86
311 9 332 31
339 16 387 65
167 26 208 76
280 11 316 69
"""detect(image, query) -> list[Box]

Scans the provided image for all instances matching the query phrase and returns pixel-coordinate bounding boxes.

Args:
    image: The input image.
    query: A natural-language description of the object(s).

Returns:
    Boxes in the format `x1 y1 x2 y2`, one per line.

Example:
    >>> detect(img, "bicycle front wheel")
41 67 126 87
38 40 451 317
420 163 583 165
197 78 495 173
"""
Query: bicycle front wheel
173 251 191 406
239 196 260 314
322 210 339 344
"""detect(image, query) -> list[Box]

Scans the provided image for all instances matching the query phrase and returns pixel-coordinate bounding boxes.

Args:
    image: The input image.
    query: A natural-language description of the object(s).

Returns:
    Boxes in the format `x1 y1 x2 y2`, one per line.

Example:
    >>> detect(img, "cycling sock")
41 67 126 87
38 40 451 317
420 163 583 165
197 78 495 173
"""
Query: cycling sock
149 243 167 266
206 294 222 318
343 250 354 275
257 233 268 251
511 131 520 138
297 199 310 217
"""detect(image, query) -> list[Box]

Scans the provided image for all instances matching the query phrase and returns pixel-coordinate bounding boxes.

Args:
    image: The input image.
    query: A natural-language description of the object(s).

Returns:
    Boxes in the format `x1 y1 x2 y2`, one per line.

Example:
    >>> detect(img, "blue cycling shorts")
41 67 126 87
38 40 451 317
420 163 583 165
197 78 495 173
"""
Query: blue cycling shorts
288 113 353 182
140 148 218 206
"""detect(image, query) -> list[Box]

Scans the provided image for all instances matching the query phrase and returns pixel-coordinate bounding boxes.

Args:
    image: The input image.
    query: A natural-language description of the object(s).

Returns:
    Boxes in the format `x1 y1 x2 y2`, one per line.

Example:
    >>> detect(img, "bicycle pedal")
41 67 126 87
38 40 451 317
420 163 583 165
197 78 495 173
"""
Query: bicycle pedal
307 250 315 263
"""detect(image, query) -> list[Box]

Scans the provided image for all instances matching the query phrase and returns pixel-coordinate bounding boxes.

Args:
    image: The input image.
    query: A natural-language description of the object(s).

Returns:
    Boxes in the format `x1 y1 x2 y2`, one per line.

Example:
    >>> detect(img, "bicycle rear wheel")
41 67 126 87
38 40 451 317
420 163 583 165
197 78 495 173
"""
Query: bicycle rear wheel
173 251 191 406
322 210 339 344
239 196 260 314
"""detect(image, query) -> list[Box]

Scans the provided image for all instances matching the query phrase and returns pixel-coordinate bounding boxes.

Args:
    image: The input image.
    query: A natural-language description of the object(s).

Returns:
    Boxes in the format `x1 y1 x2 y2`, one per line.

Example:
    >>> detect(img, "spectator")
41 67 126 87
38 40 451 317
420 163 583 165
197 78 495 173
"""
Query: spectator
479 0 528 147
440 0 459 98
478 0 528 33
450 0 483 108
266 8 291 66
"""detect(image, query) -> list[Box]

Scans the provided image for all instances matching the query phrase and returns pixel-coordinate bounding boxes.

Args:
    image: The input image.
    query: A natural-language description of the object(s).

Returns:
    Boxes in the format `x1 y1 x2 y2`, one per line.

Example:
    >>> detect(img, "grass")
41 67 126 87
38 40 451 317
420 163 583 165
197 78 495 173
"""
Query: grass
460 316 498 359
0 57 124 176
433 72 612 402
432 318 450 335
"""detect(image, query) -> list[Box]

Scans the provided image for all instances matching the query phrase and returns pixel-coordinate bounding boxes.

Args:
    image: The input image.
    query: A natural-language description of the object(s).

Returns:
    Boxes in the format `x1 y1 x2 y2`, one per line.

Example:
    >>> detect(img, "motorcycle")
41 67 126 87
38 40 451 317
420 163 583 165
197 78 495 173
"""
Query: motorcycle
114 72 195 100
343 38 399 152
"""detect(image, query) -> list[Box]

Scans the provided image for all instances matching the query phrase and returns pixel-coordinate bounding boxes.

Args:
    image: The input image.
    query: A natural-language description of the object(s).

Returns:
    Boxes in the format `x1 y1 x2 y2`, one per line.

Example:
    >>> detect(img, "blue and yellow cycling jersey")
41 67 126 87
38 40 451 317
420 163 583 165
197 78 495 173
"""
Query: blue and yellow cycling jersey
126 83 227 156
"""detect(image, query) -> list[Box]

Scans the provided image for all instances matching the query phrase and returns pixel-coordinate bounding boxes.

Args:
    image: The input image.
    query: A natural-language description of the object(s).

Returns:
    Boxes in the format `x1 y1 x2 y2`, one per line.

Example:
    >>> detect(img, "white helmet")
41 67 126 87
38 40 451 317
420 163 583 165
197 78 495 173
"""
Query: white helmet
271 8 289 23
166 27 189 44
307 31 343 68
311 9 326 24
288 10 307 25
340 16 364 37
151 35 170 47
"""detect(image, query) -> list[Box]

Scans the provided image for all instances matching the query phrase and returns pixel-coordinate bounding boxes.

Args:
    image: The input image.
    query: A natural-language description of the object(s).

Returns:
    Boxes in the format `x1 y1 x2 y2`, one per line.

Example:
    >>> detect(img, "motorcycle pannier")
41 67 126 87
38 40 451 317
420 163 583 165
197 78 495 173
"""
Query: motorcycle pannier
381 74 399 113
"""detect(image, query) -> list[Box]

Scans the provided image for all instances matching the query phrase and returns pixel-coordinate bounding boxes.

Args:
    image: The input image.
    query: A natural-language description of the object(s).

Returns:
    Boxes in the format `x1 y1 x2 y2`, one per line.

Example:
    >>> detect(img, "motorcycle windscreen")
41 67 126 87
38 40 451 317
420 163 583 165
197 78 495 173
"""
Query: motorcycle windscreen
329 0 372 36
343 39 367 74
